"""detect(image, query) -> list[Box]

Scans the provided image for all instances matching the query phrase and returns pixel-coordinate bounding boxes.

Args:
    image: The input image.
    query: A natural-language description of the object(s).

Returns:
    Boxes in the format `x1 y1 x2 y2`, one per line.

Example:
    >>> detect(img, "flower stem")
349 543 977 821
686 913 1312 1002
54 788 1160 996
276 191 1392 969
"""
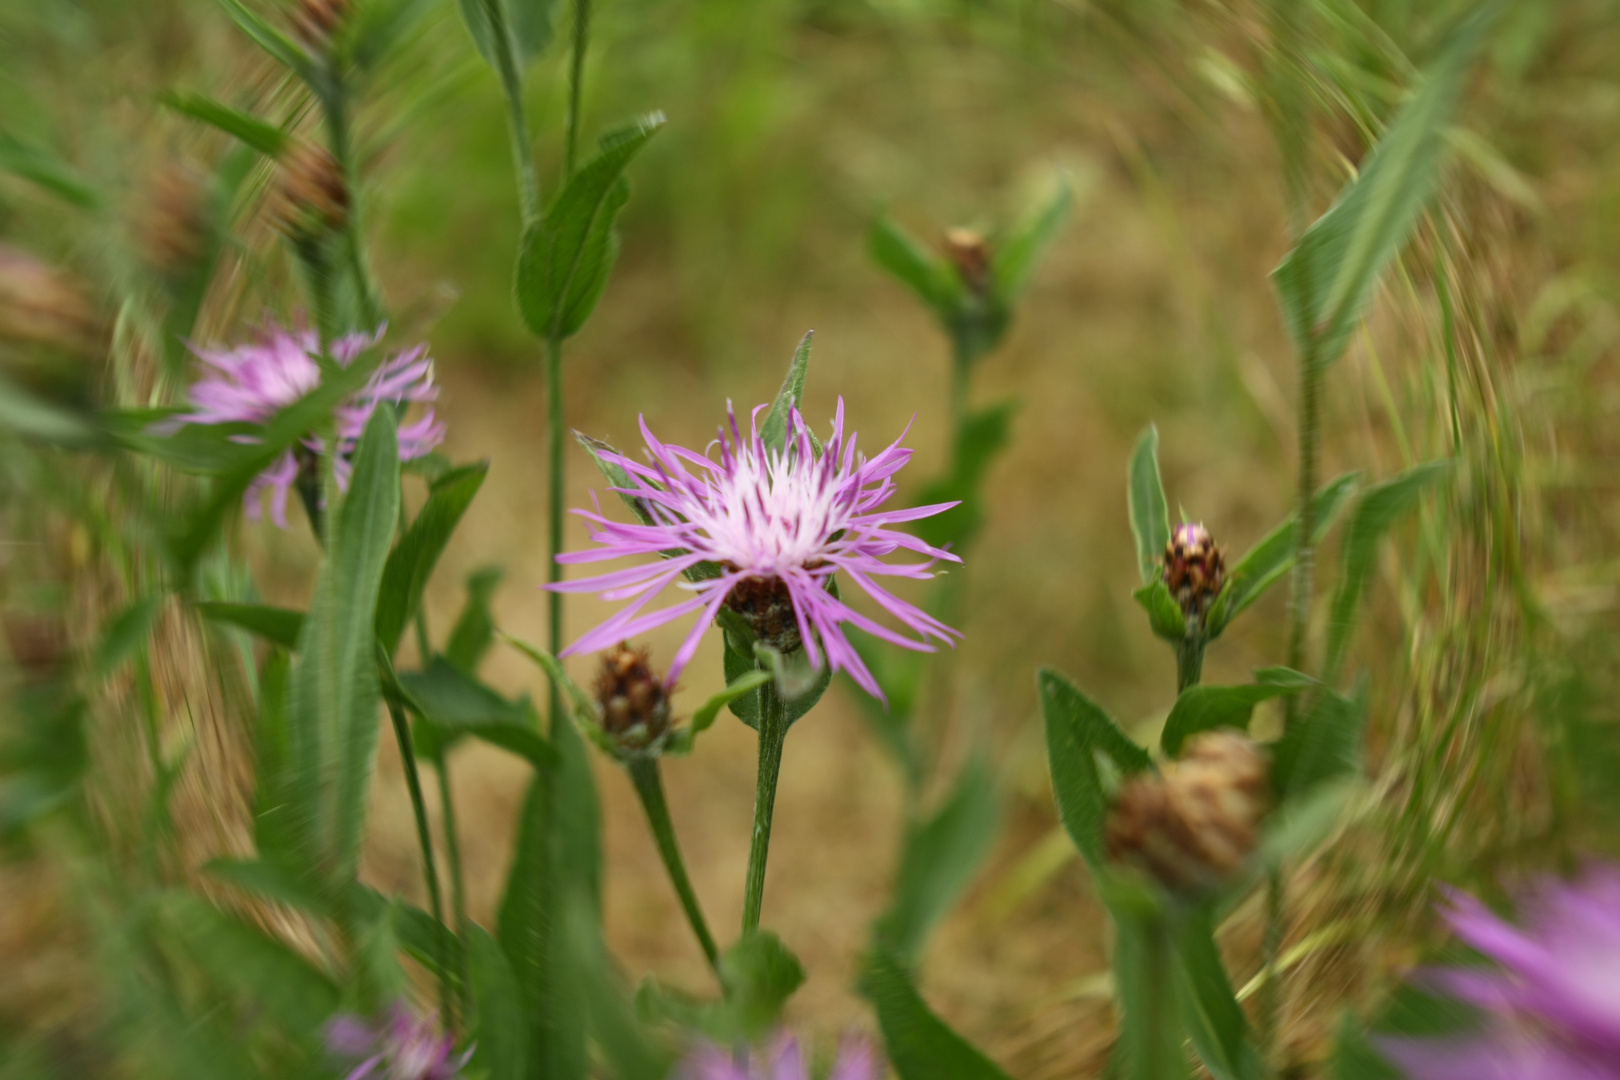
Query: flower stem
482 0 540 226
545 332 565 719
437 756 473 1017
1176 627 1206 693
385 697 453 1028
318 68 382 328
627 757 721 976
565 0 591 177
741 680 789 934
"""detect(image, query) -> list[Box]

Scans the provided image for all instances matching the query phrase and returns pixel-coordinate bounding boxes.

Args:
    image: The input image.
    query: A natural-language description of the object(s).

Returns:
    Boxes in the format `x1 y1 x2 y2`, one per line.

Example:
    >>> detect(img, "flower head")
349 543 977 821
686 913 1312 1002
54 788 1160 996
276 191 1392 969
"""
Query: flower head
680 1033 878 1080
324 1001 471 1080
178 320 444 527
553 399 960 701
1378 866 1620 1080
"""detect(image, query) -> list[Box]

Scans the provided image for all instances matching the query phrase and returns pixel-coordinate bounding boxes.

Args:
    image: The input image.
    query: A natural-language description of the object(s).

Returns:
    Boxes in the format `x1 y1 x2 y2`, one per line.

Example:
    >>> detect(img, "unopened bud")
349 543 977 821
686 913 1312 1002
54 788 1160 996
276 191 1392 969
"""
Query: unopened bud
943 227 992 295
594 643 672 754
274 142 349 239
138 160 211 278
1164 522 1225 620
723 571 803 654
0 245 103 365
291 0 349 50
1105 730 1268 894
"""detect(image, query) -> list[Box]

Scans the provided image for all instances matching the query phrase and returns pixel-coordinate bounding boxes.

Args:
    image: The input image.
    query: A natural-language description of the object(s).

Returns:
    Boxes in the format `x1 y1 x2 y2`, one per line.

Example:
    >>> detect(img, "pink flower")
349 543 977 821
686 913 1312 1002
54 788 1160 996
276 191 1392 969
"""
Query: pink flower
552 399 960 701
323 1001 471 1080
680 1034 879 1080
178 320 444 527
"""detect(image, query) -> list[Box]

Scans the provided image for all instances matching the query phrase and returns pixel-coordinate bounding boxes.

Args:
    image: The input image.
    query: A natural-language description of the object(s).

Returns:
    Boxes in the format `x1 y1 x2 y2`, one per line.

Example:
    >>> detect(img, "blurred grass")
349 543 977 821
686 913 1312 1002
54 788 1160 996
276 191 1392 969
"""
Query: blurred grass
3 0 1620 1077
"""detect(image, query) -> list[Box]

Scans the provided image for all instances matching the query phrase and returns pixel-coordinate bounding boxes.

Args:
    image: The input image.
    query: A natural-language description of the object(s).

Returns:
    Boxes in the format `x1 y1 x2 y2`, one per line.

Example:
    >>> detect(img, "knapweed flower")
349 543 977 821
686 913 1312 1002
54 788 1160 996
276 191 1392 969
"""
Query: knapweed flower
680 1034 878 1080
553 399 960 701
1378 866 1620 1080
177 321 443 527
324 1002 471 1080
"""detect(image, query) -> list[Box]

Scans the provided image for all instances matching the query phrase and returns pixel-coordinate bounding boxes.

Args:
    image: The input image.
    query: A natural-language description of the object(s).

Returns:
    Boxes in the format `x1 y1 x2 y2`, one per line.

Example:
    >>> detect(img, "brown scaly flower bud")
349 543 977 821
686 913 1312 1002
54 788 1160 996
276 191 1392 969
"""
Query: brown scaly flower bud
1105 730 1268 894
138 160 211 278
723 570 804 655
0 246 103 359
273 142 349 240
594 642 673 754
943 227 992 296
1164 522 1225 620
291 0 350 50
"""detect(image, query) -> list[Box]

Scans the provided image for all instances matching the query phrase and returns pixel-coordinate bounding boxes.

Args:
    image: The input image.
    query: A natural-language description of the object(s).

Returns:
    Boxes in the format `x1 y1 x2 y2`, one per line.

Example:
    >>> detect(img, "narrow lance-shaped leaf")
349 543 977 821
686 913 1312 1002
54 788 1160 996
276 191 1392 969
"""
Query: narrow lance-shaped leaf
215 0 314 80
759 331 814 453
869 215 957 317
860 946 1014 1080
1040 668 1152 867
1128 425 1171 585
162 92 287 157
1272 6 1499 372
376 461 489 655
446 566 505 674
1271 679 1369 801
1160 672 1309 757
0 135 98 208
467 924 528 1080
664 670 771 755
991 174 1073 301
195 601 305 650
1174 907 1264 1080
1323 460 1450 681
518 114 665 340
287 409 401 886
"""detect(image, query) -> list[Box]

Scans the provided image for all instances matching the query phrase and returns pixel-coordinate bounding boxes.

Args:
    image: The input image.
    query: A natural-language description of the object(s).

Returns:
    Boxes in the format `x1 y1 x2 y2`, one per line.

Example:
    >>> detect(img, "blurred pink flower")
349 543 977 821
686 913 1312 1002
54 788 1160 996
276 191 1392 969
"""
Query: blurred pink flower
680 1033 879 1080
324 1001 471 1080
552 399 960 701
1378 866 1620 1080
178 321 443 526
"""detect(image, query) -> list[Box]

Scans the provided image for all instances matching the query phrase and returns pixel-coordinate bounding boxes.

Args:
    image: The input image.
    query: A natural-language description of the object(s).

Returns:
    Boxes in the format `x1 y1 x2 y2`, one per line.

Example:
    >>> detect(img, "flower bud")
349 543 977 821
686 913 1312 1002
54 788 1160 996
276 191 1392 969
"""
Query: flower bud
1105 730 1268 894
2 612 68 683
594 643 672 754
273 142 349 240
724 573 803 654
1164 522 1225 620
138 160 211 278
291 0 350 50
943 227 992 296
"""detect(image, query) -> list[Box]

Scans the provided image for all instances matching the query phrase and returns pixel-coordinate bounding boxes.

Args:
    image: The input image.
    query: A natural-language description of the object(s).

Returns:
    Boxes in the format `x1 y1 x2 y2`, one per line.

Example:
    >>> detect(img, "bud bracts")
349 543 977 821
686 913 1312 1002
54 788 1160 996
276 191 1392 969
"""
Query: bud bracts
1164 522 1225 619
275 142 349 239
594 643 673 753
1105 730 1268 893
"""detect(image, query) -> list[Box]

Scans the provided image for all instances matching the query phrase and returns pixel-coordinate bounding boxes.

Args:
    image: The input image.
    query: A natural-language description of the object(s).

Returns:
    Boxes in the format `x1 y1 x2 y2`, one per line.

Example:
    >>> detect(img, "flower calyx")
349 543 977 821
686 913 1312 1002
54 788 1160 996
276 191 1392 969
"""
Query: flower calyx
1164 522 1225 624
593 642 673 757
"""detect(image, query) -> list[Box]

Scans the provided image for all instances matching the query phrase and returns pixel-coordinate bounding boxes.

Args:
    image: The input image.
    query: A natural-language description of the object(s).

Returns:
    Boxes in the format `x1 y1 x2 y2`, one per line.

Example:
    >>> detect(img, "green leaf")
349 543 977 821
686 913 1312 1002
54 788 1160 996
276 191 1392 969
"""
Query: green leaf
1272 6 1498 371
1271 681 1368 801
861 945 1013 1080
1174 907 1262 1080
346 0 440 70
195 601 305 650
1205 473 1360 639
0 135 97 208
1324 460 1450 681
251 652 300 863
567 898 674 1080
347 884 459 983
665 670 771 756
518 115 665 340
1039 668 1152 868
93 595 163 681
874 760 1000 961
1128 425 1171 585
1160 675 1308 757
719 931 806 1042
991 175 1073 301
457 0 556 72
287 409 400 886
468 924 528 1080
446 566 504 674
203 857 326 913
1257 777 1358 870
1113 907 1191 1080
501 633 599 726
214 0 313 79
1133 581 1187 642
162 92 286 157
722 618 833 730
0 373 98 446
911 399 1017 554
870 214 959 318
393 655 551 767
759 331 814 454
376 461 488 655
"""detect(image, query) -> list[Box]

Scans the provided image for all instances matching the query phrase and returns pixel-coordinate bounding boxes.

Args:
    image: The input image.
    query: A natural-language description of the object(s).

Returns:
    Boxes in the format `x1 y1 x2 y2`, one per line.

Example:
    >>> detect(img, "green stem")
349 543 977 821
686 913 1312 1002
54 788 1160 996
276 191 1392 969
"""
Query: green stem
319 69 382 328
385 698 454 1029
948 336 974 429
1176 627 1206 692
1116 907 1178 1080
565 0 591 177
483 0 540 225
1257 865 1287 1064
546 333 565 720
437 755 473 1017
741 680 789 933
627 757 721 976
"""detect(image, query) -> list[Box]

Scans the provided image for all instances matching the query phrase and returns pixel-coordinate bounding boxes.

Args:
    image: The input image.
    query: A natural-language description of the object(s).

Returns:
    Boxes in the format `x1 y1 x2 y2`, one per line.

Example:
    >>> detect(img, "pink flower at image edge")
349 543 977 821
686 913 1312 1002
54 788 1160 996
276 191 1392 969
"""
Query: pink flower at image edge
680 1033 879 1080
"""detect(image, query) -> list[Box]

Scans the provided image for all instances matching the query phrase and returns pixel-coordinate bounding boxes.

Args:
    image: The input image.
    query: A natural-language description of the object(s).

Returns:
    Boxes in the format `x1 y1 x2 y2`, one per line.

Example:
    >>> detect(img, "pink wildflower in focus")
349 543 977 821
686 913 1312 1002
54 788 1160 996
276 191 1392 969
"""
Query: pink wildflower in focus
178 320 444 526
1377 866 1620 1080
552 399 961 701
680 1034 879 1080
323 1001 472 1080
